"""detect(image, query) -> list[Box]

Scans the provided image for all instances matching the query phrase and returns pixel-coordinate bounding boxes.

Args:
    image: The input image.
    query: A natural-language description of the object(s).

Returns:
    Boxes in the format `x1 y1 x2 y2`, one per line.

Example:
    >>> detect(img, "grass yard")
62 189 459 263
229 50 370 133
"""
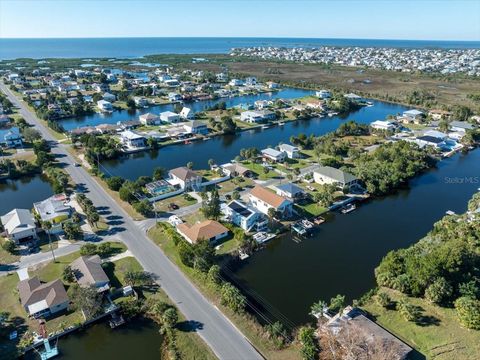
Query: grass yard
147 224 302 360
241 161 284 180
362 288 480 360
295 202 328 217
181 210 207 226
154 193 197 213
0 237 20 264
215 177 254 195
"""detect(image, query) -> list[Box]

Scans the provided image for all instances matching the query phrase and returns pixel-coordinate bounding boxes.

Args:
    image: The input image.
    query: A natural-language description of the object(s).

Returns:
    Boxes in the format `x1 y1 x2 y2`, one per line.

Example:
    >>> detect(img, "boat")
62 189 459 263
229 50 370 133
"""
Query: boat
301 219 315 229
278 122 285 126
261 125 270 129
327 112 339 117
341 203 356 214
184 140 192 144
203 137 210 141
291 222 308 236
313 216 325 225
253 232 276 244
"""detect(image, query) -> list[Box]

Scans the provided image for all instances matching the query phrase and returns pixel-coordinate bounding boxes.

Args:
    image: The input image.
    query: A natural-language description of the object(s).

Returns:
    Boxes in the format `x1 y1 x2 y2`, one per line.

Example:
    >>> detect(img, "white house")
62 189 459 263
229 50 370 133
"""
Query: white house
371 120 397 131
249 186 293 218
102 92 116 102
275 183 306 201
313 166 358 189
316 90 332 99
97 100 113 112
223 200 267 232
160 111 180 123
134 96 148 107
344 93 364 103
278 144 300 159
240 110 276 123
168 166 202 190
261 148 286 163
180 107 195 120
120 130 147 149
450 121 474 133
0 209 38 244
139 113 160 125
168 92 182 102
184 120 208 135
245 77 257 86
229 79 244 86
402 109 424 122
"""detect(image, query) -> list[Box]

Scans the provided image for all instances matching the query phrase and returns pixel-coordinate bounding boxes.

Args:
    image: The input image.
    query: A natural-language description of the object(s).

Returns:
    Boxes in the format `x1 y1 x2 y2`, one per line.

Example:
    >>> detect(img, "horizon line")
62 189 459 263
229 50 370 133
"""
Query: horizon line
1 36 479 42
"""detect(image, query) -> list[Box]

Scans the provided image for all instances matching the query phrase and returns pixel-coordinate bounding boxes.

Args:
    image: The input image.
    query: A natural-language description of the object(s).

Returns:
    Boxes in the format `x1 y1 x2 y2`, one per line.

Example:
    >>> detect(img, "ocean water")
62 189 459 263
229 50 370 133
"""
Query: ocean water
1 37 479 60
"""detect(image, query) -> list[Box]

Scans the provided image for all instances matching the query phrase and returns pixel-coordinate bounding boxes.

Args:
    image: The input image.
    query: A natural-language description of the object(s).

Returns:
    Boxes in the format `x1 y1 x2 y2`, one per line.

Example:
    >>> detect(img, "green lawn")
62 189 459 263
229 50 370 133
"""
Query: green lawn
362 288 480 360
295 203 328 217
0 237 20 264
154 193 197 213
241 161 284 180
147 224 302 360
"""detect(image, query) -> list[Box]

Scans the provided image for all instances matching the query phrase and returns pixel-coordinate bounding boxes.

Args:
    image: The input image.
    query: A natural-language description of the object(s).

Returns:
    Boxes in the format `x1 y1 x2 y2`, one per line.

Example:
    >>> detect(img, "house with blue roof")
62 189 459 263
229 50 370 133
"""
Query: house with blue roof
0 126 22 148
275 183 306 201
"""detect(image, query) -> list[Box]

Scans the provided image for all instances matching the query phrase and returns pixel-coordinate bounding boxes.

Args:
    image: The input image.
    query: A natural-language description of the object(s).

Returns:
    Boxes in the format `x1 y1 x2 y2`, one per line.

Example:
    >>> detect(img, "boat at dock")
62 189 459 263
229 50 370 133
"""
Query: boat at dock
291 220 315 236
313 216 325 225
261 125 271 129
253 232 276 244
278 122 285 126
341 203 356 214
301 219 315 229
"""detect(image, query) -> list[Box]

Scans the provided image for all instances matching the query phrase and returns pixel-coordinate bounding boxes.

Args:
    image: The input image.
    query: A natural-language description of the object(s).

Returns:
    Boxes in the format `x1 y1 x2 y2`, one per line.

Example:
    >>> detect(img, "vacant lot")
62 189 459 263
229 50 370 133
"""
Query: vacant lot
362 288 480 360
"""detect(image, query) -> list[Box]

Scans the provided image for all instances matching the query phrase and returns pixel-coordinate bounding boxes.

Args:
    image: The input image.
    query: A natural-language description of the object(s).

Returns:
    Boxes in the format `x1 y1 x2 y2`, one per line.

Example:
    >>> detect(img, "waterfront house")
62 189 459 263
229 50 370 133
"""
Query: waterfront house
0 114 12 127
33 194 73 234
278 143 300 159
164 79 180 87
267 81 280 89
223 200 267 232
97 100 113 112
305 99 324 110
344 93 364 103
0 126 23 147
221 163 252 178
415 135 445 149
70 255 110 293
321 306 413 360
316 90 332 99
450 120 474 133
0 209 38 245
428 109 451 120
216 73 228 82
168 92 182 102
229 79 244 86
245 77 257 86
134 96 148 107
168 166 202 191
180 107 195 120
261 148 287 163
17 277 69 318
240 110 264 123
249 185 293 218
275 183 306 201
160 111 180 123
184 120 208 135
424 129 448 140
402 109 424 122
313 166 358 189
371 120 397 131
102 92 116 102
120 130 147 149
139 112 160 126
176 220 229 244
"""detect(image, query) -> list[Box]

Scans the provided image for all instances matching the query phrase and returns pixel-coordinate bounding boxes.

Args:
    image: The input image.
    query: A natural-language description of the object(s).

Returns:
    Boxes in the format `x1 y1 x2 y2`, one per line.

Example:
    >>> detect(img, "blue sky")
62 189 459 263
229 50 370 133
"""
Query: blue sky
1 0 479 40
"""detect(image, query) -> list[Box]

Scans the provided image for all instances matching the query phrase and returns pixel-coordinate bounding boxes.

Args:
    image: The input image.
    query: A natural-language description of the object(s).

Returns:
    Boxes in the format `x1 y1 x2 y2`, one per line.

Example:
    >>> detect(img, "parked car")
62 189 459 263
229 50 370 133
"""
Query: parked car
168 203 179 210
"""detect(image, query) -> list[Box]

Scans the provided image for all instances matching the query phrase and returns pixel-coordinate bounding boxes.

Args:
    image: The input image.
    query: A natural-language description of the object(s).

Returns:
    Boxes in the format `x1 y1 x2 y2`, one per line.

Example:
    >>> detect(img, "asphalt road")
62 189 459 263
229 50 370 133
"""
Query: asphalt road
1 83 263 360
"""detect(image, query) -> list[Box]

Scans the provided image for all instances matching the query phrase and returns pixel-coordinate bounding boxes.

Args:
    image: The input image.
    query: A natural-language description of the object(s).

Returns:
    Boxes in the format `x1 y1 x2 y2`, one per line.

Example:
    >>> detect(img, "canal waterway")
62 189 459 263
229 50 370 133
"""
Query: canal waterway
100 99 408 179
59 87 316 131
25 319 164 360
0 175 54 215
227 148 480 327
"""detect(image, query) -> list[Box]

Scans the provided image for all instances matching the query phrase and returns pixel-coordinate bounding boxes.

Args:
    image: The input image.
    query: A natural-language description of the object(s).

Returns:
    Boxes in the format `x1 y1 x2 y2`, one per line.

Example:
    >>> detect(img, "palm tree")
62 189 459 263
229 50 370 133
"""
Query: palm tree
42 221 56 262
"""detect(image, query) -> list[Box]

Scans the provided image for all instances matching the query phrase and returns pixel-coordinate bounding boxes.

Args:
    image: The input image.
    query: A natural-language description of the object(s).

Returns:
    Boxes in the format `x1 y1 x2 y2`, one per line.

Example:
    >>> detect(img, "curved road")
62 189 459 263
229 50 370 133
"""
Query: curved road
1 82 263 360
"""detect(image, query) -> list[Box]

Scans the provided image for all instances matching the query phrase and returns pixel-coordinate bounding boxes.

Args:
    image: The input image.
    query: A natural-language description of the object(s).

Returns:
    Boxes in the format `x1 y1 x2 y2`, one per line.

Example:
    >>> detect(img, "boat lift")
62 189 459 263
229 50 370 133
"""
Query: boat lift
35 320 59 360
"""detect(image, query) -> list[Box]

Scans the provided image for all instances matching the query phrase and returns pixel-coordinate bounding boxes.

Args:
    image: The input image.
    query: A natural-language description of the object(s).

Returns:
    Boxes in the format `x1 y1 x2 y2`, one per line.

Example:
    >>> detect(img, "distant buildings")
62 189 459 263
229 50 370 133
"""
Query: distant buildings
371 120 397 131
240 110 276 123
278 143 300 159
97 100 113 112
139 113 160 126
261 148 286 163
160 111 180 123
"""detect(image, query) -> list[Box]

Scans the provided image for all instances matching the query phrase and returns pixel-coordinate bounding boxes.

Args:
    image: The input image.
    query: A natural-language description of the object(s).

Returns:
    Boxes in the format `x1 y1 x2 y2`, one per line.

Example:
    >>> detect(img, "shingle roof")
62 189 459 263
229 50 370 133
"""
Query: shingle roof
70 255 109 287
276 182 304 196
315 166 358 184
169 166 200 181
250 185 289 208
0 209 36 235
177 220 228 243
17 277 69 311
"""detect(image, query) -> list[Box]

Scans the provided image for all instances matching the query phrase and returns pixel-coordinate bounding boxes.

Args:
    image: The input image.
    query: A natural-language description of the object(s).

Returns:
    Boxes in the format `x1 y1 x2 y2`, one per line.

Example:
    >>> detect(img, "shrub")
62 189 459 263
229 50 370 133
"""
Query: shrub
454 296 480 330
425 277 453 305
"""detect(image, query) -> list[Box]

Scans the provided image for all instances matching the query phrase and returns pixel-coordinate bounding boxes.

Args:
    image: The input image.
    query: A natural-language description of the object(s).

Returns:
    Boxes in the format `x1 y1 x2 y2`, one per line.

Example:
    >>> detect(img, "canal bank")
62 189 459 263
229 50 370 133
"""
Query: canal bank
225 148 480 326
0 175 54 215
100 99 408 179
